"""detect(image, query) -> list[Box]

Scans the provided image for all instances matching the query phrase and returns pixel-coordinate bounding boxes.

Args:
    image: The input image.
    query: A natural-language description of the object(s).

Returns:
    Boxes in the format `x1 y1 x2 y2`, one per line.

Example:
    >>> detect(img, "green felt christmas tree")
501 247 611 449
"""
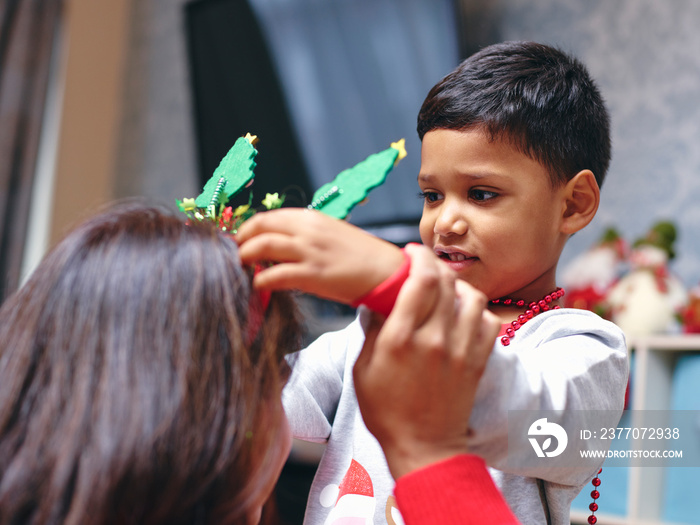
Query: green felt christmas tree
177 134 406 230
308 139 406 219
193 133 258 209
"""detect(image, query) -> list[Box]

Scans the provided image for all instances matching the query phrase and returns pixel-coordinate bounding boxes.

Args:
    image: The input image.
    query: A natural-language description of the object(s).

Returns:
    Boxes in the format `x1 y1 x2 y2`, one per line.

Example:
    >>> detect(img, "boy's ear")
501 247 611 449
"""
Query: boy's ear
560 169 600 234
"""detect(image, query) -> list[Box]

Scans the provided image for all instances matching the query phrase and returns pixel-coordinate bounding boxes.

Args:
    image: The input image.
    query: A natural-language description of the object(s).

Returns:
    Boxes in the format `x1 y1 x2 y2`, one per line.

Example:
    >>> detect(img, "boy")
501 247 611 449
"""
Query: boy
237 41 628 525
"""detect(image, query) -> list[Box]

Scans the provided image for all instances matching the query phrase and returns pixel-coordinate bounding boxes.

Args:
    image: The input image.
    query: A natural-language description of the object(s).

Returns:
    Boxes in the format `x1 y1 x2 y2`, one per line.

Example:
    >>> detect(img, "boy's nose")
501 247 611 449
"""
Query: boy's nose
434 203 468 237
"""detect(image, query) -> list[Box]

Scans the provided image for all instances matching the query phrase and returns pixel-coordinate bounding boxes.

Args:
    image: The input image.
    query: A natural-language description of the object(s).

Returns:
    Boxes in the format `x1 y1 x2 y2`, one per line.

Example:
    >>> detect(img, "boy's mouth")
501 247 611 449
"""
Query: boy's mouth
441 252 468 262
435 247 478 263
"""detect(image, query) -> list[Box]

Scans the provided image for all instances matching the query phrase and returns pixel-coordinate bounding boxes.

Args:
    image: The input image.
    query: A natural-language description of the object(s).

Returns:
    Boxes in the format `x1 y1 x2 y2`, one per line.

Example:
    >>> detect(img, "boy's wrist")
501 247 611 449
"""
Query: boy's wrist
384 440 471 481
351 244 417 316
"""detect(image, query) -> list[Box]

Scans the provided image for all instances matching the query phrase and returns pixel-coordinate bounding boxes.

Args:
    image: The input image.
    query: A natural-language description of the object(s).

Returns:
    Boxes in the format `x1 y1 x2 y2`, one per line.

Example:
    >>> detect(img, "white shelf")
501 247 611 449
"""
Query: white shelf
577 334 700 525
571 510 697 525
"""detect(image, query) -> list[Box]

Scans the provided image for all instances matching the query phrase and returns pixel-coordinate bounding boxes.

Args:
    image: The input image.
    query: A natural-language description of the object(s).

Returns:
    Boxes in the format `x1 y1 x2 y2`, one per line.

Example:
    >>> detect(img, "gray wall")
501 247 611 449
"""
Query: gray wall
118 0 700 288
480 0 700 287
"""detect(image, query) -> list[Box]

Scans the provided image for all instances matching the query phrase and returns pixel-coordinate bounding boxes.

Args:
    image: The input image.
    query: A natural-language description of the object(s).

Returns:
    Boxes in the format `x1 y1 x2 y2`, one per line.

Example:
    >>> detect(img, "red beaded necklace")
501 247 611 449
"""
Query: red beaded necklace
587 468 603 524
490 287 565 346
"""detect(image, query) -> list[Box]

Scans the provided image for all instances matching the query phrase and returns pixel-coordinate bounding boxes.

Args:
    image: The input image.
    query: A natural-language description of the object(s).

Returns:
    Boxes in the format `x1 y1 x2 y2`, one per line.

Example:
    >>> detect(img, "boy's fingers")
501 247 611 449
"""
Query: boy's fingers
235 208 310 244
250 263 308 291
237 232 304 265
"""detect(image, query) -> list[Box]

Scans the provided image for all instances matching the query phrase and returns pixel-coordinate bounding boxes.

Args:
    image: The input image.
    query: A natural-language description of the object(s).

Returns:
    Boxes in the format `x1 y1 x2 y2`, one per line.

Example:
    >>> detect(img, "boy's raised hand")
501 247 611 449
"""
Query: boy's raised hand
235 209 405 304
353 243 501 480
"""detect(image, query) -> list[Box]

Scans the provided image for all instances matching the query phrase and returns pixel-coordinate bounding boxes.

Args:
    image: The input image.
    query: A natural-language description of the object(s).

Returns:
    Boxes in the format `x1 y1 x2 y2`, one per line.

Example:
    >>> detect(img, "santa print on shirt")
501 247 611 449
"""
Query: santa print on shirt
319 458 405 525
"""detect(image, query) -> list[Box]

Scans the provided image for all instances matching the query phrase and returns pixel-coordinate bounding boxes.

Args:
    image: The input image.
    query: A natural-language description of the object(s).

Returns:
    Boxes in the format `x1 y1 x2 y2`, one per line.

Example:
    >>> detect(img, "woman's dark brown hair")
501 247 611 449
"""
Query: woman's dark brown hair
0 201 303 524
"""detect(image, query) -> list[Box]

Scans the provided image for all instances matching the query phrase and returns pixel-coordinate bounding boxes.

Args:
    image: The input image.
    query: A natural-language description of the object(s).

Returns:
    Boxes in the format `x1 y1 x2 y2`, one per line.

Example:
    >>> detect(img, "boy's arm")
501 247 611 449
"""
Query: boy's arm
237 209 406 441
236 209 405 305
354 244 500 479
466 313 628 486
354 245 518 523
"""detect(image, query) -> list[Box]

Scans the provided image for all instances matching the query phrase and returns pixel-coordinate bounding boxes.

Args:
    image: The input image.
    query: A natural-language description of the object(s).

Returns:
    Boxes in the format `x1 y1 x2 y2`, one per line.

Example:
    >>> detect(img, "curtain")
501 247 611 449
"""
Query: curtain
0 0 63 301
247 0 460 230
185 0 314 209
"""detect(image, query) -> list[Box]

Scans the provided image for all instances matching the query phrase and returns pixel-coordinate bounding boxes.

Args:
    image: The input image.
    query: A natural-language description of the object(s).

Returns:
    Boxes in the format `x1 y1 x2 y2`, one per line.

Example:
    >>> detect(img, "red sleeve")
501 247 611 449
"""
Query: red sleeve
393 454 520 525
350 245 413 317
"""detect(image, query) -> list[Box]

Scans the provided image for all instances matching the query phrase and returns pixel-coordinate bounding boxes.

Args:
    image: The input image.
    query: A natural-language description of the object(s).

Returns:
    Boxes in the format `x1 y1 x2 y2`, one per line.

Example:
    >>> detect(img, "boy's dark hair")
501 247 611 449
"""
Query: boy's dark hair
417 41 611 187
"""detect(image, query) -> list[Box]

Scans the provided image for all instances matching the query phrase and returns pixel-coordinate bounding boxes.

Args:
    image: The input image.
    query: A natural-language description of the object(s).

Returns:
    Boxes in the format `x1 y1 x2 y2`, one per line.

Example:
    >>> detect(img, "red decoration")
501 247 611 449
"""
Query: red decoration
587 468 603 524
681 291 700 334
493 288 565 346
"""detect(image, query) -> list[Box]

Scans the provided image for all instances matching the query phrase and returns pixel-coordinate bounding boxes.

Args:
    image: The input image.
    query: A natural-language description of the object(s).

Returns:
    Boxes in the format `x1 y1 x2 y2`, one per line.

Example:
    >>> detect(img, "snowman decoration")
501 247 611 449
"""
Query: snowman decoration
605 221 686 338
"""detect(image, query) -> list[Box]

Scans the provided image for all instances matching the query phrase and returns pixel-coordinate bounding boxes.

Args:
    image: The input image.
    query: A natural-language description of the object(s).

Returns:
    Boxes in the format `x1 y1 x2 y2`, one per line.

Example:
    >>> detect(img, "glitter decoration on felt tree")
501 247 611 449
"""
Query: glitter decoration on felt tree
195 132 258 209
177 133 285 233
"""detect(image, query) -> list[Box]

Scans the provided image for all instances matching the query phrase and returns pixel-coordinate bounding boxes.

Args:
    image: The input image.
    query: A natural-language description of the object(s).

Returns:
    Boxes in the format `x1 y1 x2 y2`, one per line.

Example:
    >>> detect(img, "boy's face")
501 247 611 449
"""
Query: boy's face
418 128 569 301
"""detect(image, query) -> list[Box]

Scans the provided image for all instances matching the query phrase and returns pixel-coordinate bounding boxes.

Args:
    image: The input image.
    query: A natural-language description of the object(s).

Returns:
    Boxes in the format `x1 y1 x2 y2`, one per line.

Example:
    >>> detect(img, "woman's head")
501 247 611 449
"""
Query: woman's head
0 201 302 524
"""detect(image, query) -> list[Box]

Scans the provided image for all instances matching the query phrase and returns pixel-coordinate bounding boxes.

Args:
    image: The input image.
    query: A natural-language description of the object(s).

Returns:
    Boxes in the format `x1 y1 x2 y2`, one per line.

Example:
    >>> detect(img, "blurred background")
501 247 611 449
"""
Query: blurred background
3 1 700 523
4 0 700 300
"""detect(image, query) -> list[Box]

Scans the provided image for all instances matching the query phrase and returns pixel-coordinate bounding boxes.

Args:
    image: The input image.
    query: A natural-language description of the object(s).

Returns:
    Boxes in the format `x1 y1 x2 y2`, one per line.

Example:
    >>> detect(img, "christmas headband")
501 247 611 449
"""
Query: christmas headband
177 132 406 341
177 132 407 230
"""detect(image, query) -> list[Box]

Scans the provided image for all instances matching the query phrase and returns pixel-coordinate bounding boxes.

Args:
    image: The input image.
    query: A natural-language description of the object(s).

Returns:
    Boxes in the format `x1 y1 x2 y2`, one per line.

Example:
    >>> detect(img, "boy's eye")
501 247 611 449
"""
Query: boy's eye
417 191 442 203
470 189 498 202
